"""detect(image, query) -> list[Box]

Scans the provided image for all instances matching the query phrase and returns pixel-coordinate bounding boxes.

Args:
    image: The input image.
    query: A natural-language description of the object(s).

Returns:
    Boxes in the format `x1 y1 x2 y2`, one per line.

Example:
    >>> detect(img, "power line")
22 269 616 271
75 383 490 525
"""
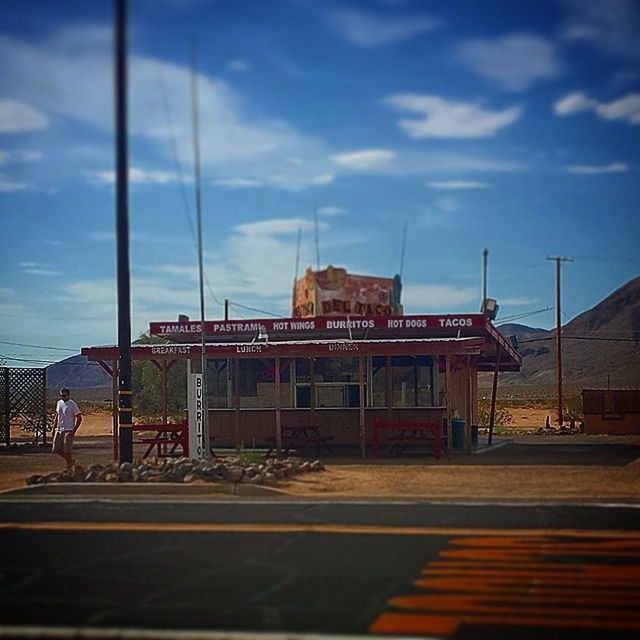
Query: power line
520 335 638 344
0 340 77 352
228 301 280 317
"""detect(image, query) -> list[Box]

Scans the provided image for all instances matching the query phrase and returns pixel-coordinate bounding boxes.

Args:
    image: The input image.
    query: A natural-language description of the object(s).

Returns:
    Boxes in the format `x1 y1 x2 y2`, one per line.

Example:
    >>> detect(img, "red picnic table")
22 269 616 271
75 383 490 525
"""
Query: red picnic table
372 419 441 459
131 421 189 458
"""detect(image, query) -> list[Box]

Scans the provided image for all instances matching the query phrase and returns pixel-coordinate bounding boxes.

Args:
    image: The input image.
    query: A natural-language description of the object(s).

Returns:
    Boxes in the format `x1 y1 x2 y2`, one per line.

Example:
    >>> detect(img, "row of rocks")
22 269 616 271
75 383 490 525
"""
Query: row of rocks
26 455 325 487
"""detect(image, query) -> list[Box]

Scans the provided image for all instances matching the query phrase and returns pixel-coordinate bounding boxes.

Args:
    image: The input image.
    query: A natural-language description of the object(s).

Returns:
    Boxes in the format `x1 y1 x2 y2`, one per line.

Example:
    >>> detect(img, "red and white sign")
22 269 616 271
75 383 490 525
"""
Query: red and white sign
149 314 487 340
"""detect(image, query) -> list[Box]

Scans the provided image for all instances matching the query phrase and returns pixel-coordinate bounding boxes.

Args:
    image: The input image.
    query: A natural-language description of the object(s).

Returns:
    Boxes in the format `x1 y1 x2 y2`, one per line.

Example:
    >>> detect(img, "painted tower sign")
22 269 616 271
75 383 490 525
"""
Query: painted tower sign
293 265 402 318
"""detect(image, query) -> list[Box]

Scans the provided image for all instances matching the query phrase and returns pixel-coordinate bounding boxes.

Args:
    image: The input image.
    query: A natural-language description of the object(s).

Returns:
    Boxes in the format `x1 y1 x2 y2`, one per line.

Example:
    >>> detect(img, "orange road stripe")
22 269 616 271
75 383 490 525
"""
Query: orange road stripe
414 577 640 597
369 611 640 636
450 537 640 551
441 547 640 560
421 566 640 581
370 612 459 636
1 521 640 538
389 594 640 619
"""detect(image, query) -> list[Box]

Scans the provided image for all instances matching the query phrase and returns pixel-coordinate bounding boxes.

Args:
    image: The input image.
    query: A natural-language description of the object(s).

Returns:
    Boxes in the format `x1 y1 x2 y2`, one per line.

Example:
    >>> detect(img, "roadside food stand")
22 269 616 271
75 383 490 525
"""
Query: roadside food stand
82 313 521 458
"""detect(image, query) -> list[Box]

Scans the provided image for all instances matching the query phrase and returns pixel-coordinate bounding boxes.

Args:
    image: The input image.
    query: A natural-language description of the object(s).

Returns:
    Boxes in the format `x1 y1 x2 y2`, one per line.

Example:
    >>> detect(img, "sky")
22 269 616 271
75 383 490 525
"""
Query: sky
1 0 639 366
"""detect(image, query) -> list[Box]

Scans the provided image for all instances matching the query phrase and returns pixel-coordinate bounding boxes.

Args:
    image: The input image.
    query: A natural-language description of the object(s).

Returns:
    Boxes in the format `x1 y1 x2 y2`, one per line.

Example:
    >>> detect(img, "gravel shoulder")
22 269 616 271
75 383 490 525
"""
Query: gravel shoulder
2 432 639 502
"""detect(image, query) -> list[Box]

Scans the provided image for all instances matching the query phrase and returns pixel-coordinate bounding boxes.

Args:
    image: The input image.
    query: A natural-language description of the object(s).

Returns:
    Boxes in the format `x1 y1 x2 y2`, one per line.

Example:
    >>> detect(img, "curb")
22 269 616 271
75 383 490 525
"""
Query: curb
0 482 287 499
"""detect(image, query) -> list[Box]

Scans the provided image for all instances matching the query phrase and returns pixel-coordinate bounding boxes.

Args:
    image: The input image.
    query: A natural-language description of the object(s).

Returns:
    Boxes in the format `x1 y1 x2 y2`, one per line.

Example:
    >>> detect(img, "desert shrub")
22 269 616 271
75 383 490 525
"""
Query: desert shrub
477 397 513 427
563 390 583 422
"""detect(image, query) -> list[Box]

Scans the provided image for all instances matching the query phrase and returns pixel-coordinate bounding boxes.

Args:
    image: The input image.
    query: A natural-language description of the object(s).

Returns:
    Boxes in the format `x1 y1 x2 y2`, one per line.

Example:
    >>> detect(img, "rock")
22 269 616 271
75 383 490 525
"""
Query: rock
83 470 97 482
224 466 244 483
26 474 46 485
310 460 325 471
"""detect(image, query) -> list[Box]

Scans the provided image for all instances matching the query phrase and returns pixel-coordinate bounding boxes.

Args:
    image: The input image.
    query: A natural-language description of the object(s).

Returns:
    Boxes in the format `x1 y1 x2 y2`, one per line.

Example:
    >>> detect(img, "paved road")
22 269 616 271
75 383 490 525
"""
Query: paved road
0 499 638 639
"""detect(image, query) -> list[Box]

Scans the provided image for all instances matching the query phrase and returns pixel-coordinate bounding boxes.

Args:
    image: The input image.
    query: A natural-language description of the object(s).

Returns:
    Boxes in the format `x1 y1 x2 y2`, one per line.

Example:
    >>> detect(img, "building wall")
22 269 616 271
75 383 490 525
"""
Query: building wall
209 406 447 449
582 389 640 435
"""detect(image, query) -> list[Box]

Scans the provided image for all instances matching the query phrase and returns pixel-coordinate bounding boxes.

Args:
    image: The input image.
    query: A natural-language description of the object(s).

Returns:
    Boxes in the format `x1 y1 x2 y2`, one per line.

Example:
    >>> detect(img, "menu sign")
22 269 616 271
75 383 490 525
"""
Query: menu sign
150 314 487 339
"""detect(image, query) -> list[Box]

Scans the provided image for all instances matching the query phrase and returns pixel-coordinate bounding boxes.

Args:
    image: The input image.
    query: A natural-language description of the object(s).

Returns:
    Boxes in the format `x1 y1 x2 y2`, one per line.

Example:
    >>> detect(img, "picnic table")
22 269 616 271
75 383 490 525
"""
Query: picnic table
265 425 334 457
131 421 189 458
372 419 441 459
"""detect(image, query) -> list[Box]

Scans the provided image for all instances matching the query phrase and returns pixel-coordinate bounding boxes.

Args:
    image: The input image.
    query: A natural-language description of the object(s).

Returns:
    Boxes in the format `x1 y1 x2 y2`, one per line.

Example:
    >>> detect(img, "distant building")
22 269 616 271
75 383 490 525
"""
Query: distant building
293 265 402 318
582 389 640 434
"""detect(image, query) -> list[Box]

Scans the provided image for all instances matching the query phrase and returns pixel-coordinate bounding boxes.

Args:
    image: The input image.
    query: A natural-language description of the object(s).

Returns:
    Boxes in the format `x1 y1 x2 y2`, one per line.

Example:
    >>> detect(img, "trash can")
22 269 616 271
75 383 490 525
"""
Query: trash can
451 417 465 450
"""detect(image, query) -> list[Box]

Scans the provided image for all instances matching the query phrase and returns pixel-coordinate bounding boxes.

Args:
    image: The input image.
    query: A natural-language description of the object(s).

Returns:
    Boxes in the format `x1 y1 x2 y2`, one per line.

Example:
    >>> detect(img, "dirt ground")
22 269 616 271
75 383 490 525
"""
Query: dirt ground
3 411 639 500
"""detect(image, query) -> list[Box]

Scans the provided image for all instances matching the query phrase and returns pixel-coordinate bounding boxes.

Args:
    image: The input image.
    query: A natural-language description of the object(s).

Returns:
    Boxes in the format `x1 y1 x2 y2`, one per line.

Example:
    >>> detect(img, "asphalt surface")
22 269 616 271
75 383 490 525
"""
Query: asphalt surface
0 500 638 639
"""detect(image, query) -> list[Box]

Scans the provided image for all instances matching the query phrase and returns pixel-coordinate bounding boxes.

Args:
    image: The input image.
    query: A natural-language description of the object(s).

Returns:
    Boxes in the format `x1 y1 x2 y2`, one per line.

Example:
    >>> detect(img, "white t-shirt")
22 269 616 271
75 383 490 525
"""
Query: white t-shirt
56 399 81 432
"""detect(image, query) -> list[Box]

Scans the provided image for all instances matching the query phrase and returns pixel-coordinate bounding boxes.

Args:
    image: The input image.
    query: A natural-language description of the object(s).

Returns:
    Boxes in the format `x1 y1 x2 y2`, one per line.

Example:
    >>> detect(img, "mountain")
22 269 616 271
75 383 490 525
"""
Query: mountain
46 354 111 391
497 275 640 388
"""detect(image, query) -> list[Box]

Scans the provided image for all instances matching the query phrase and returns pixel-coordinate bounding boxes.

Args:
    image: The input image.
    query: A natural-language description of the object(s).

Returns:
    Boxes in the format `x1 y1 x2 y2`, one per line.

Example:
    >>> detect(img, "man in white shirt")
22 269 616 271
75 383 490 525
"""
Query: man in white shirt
52 387 82 468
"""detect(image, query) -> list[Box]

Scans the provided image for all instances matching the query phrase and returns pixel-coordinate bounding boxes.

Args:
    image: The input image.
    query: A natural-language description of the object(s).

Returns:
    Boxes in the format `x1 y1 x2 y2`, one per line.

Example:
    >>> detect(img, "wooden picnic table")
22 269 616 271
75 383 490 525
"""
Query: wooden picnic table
372 419 442 459
265 425 334 457
131 421 189 458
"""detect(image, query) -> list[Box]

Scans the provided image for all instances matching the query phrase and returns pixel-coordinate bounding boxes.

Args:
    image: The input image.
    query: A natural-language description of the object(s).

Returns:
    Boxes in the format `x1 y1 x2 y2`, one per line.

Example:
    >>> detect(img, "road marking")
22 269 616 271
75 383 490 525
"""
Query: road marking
370 534 640 636
0 625 424 640
1 521 640 539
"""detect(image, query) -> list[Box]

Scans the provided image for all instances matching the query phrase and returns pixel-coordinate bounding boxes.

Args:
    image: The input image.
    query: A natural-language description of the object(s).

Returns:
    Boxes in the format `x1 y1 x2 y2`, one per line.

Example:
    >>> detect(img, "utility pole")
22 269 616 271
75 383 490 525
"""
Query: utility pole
114 0 133 463
547 255 573 426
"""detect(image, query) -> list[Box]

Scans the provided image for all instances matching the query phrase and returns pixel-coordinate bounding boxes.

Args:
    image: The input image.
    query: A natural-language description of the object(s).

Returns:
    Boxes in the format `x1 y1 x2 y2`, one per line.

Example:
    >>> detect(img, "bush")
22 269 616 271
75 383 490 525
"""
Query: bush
477 397 513 428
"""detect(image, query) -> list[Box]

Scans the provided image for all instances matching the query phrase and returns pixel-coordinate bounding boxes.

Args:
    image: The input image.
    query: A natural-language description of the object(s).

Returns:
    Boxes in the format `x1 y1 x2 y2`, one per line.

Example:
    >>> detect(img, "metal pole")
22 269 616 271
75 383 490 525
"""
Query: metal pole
313 207 320 271
482 248 488 312
547 256 573 426
114 0 133 463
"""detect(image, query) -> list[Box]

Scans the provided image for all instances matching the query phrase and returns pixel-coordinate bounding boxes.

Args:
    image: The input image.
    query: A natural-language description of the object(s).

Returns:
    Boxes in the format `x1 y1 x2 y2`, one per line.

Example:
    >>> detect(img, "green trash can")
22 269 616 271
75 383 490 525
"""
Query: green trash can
451 417 465 450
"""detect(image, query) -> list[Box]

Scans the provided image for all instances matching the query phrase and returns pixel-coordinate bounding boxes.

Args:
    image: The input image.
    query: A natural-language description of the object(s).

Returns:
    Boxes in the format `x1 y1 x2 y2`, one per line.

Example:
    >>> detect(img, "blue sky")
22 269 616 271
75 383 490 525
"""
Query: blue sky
1 0 639 365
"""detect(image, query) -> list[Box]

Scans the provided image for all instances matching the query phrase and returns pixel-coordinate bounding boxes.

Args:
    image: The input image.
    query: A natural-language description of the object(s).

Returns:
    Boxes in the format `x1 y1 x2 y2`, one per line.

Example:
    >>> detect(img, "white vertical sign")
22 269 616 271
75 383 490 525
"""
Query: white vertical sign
188 373 206 459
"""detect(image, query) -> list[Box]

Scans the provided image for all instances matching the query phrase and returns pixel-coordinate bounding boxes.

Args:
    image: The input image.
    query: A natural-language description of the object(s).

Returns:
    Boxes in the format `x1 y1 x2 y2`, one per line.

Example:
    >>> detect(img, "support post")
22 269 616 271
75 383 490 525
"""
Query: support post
465 357 472 454
488 344 501 446
445 353 452 457
359 356 366 458
233 359 240 452
275 356 282 455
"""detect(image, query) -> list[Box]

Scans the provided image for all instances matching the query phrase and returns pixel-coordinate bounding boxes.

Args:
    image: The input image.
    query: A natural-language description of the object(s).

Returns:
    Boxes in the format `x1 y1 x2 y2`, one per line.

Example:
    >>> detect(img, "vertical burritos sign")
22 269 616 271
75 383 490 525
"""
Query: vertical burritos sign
293 265 402 318
187 373 206 459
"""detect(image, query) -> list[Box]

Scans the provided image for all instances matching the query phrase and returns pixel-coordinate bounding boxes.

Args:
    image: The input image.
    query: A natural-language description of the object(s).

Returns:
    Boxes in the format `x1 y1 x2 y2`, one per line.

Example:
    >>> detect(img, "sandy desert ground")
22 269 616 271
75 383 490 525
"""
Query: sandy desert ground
2 408 639 500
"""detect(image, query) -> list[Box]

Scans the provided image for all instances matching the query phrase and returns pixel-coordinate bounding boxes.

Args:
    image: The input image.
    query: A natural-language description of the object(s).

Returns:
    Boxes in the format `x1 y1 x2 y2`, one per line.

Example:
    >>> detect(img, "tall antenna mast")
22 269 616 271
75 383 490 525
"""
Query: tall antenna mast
191 42 209 455
547 255 573 427
482 247 489 311
313 206 320 271
399 221 407 277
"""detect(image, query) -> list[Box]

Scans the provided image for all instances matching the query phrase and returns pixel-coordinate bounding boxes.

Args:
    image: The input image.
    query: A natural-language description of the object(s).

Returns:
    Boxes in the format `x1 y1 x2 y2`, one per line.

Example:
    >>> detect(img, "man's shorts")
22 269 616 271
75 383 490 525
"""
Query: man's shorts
52 430 74 454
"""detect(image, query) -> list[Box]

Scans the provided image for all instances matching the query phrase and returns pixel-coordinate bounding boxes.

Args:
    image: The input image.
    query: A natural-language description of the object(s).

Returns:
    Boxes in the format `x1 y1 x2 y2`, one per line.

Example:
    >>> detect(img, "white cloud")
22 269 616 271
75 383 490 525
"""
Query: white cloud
19 261 62 276
227 59 252 72
88 231 115 242
427 180 490 190
331 149 396 168
554 91 640 124
317 206 347 216
0 149 43 164
455 34 562 91
384 94 522 138
565 162 629 174
0 99 48 133
0 27 336 191
0 178 27 192
402 284 478 310
89 167 186 185
323 7 440 47
233 218 317 236
212 177 263 189
553 91 596 115
561 0 640 60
